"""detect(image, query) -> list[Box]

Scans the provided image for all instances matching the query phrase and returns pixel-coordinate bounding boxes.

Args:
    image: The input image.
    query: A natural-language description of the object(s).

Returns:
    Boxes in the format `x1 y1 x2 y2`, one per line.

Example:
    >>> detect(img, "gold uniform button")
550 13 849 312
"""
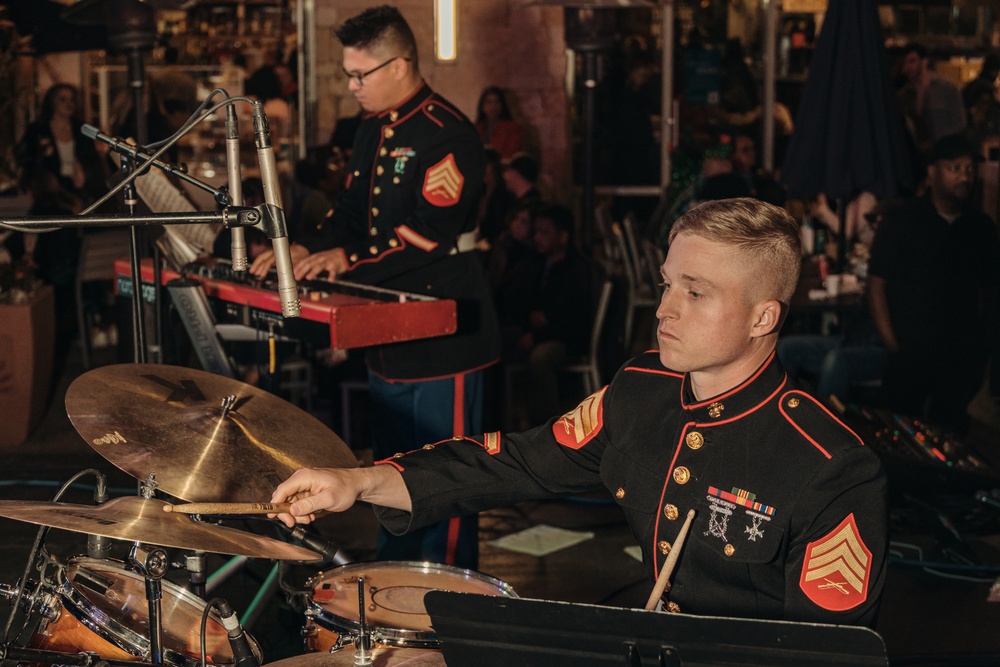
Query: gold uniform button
724 544 735 557
393 176 401 184
384 128 394 138
658 541 671 555
708 402 724 418
380 147 388 156
615 487 625 500
423 444 435 450
389 111 399 122
672 466 690 485
685 431 704 450
666 601 681 613
370 227 378 236
353 170 360 177
372 207 379 216
428 104 435 111
373 187 381 195
663 504 679 521
377 165 384 176
787 397 800 408
388 239 399 248
369 245 378 255
392 452 404 459
452 436 462 440
349 254 358 262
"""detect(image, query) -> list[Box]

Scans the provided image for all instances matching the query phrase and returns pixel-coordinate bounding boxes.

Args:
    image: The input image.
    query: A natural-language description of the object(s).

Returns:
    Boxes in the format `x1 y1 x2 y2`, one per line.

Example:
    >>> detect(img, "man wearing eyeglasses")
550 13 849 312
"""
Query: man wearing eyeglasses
252 5 499 569
867 133 1000 435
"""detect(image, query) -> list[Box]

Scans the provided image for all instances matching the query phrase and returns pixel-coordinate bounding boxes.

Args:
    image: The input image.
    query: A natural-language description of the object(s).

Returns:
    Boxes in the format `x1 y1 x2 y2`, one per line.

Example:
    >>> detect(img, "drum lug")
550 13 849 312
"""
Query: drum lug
36 591 62 624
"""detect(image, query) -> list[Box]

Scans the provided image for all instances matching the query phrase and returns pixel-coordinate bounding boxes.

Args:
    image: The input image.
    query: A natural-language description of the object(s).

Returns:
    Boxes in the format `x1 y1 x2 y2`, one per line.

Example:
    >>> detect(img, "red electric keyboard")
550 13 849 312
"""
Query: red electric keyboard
115 258 457 349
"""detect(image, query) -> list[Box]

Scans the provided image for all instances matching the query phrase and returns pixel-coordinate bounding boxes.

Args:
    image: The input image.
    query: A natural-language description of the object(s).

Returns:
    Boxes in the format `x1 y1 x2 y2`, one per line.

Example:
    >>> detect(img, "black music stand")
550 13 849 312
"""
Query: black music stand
425 592 888 666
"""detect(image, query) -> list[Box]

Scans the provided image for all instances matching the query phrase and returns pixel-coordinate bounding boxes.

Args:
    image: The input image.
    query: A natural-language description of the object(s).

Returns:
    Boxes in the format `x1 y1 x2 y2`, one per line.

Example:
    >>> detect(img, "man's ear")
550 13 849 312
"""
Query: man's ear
750 299 783 338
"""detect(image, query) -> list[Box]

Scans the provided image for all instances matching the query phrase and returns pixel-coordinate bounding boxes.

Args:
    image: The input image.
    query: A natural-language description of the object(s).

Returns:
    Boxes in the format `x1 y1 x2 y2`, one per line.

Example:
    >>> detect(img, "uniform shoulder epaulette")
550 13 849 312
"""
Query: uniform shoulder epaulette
778 389 865 459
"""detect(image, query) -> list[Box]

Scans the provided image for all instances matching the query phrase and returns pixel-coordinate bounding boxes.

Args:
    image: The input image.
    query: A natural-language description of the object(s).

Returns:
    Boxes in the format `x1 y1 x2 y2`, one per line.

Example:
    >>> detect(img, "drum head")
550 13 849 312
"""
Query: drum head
63 557 240 664
305 561 517 649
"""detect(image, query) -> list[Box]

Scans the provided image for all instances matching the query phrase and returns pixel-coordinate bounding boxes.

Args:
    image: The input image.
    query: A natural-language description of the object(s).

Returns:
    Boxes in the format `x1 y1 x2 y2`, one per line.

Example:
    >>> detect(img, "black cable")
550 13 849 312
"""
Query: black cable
2 468 104 643
201 597 228 667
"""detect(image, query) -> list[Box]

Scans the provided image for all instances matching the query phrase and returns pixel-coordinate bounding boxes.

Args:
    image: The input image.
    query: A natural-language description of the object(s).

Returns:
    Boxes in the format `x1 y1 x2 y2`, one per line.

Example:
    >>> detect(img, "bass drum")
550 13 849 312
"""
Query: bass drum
302 561 517 651
29 557 261 665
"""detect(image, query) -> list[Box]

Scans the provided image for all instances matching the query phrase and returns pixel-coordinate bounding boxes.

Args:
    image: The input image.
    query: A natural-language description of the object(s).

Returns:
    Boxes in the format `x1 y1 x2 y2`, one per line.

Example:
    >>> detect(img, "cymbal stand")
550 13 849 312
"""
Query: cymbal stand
128 544 168 665
185 551 207 600
352 577 373 667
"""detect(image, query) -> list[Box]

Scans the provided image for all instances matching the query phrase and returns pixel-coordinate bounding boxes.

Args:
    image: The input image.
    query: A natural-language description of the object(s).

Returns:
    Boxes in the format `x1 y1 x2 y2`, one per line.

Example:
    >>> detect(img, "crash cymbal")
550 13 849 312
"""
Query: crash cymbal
0 496 320 561
65 364 357 503
265 647 444 667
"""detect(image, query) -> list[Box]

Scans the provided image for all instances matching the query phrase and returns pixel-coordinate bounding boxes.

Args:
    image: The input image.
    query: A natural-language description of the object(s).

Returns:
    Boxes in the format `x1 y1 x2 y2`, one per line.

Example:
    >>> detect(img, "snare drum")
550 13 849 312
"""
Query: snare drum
302 561 517 651
29 557 259 665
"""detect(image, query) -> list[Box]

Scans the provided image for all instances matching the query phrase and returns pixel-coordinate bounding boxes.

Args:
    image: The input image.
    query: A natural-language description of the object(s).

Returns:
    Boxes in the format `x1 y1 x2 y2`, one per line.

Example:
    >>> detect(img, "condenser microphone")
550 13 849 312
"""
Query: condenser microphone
216 600 260 667
252 101 300 317
225 103 247 271
87 473 111 560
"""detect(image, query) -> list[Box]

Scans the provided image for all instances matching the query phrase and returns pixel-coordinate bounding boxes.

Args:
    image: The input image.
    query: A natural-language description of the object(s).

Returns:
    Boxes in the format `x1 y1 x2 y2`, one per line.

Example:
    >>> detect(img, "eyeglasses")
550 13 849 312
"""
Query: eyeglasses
342 56 409 87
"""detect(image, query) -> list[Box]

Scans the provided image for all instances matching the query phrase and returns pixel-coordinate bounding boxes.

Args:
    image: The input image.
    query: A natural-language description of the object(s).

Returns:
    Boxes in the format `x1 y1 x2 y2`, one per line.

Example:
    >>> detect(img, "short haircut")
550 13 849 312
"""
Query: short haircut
535 203 575 238
335 5 419 71
669 197 800 304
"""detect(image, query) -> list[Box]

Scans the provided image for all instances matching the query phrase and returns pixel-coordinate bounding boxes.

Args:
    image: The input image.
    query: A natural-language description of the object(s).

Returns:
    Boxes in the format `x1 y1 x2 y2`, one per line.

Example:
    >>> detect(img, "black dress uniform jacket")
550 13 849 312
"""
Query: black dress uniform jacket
374 351 888 626
303 83 500 380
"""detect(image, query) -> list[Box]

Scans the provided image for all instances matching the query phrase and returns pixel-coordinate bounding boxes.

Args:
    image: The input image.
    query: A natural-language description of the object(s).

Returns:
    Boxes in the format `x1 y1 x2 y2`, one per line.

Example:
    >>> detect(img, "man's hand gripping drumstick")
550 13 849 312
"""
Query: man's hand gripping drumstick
268 465 412 528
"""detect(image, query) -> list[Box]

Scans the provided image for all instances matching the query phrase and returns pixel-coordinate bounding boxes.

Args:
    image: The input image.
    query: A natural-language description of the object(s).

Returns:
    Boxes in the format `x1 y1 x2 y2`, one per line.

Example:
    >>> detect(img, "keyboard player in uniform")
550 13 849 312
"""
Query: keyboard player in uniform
251 5 500 569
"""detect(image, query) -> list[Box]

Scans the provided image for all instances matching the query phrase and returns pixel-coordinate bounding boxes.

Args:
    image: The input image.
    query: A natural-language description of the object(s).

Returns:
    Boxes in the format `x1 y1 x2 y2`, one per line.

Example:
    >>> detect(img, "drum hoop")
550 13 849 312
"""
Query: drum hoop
58 557 236 664
303 560 518 649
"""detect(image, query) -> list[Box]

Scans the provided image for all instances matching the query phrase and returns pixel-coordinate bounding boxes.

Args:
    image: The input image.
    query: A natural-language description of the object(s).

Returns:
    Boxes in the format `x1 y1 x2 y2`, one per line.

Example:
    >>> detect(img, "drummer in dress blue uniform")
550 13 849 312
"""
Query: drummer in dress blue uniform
269 197 888 627
252 5 499 569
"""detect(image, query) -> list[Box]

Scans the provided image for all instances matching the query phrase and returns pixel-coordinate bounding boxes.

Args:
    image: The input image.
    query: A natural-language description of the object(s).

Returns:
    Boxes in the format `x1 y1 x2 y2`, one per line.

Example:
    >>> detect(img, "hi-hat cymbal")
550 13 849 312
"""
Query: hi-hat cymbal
0 496 320 560
265 647 444 667
65 364 357 503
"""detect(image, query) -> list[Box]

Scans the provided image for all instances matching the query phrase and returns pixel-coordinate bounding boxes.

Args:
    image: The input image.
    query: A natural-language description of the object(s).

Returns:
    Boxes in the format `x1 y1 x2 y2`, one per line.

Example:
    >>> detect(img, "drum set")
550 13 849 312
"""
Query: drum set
0 364 518 667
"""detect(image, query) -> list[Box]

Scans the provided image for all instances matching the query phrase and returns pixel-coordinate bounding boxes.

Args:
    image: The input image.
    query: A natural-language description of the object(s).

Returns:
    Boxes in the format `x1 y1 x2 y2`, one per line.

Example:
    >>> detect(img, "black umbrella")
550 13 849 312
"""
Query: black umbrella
781 0 914 270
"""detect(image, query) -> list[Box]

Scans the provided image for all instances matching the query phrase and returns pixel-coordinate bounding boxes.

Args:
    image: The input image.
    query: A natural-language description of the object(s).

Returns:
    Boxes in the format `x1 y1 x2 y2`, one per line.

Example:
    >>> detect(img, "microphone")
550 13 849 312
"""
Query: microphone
87 473 112 560
216 600 260 667
225 103 247 272
286 526 349 564
252 101 300 318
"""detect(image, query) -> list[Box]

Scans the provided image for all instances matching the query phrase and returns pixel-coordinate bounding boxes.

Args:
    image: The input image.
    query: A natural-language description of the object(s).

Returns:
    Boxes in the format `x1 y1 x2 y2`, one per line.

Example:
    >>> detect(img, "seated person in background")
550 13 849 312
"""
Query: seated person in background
502 152 542 213
474 86 524 160
474 147 515 249
730 132 786 206
502 204 597 424
777 196 893 403
489 201 539 309
272 197 888 628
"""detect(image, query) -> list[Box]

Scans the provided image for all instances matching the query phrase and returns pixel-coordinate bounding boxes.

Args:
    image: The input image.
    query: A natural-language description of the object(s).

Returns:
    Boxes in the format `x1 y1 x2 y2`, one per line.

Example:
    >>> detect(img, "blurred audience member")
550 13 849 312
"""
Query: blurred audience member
897 42 966 157
730 133 786 206
288 149 346 242
503 152 542 211
475 147 515 249
17 83 108 205
867 134 999 435
961 53 1000 115
150 46 198 135
474 86 524 160
501 204 597 424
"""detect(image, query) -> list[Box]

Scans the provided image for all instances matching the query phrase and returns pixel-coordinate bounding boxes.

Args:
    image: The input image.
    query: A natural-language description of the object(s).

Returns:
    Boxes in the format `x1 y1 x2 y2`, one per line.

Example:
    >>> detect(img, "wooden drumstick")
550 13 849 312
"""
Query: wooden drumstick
163 502 292 515
644 508 696 611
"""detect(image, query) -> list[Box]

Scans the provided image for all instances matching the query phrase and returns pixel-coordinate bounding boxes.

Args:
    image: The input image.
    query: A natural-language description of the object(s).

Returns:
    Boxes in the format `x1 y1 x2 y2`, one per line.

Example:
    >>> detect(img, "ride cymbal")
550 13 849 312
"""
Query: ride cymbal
65 364 357 503
0 496 320 560
264 647 444 667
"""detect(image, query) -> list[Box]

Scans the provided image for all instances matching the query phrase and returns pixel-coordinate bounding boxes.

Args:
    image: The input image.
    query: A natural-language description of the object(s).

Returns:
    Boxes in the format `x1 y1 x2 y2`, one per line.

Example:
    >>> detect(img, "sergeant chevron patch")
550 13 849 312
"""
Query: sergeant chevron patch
552 387 606 450
799 513 871 611
422 153 463 206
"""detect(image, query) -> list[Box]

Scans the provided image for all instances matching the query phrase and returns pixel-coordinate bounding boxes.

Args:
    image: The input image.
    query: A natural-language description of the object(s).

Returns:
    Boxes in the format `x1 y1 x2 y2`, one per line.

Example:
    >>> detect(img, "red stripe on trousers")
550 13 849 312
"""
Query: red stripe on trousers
445 373 466 564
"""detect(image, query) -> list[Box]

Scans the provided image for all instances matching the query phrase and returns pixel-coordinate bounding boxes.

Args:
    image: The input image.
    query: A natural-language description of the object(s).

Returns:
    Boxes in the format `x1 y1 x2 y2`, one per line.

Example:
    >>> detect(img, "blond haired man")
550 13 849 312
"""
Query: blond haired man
273 198 888 626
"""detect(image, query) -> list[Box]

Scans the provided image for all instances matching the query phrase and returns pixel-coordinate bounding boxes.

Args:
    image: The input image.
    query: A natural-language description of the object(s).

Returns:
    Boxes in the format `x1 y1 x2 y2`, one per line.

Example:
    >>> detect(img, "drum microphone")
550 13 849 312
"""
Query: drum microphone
87 473 112 560
216 600 260 667
225 103 248 272
252 101 300 318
